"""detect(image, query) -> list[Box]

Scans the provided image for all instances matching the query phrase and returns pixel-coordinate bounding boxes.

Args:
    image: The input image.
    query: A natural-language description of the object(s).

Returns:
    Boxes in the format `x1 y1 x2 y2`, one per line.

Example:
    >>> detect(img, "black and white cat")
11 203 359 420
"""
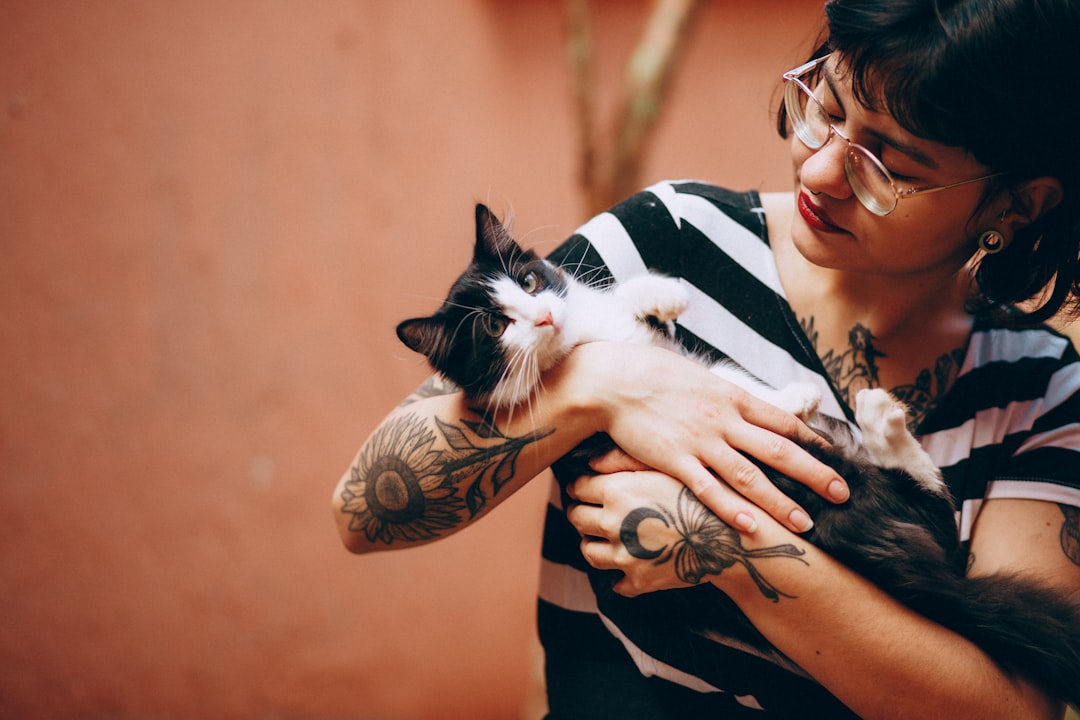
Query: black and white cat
397 204 1080 707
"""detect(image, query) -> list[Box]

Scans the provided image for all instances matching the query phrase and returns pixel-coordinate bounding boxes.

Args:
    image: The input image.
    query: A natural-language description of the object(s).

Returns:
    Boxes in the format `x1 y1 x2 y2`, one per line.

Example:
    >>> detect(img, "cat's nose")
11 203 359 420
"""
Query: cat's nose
535 311 553 327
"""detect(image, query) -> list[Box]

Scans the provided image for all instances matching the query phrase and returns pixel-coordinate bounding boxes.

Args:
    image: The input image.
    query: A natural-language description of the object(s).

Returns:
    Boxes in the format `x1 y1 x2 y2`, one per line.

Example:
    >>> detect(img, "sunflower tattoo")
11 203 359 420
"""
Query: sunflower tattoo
341 414 465 544
340 412 552 546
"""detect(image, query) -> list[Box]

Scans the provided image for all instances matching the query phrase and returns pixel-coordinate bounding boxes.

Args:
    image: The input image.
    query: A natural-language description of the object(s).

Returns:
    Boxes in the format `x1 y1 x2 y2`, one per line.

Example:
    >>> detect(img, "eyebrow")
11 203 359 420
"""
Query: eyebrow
821 66 941 171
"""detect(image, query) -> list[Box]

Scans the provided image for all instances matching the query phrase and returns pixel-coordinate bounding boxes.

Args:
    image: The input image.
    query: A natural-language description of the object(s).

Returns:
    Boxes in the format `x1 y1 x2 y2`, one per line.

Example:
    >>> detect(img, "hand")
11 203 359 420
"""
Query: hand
565 469 700 597
565 469 809 599
555 342 848 534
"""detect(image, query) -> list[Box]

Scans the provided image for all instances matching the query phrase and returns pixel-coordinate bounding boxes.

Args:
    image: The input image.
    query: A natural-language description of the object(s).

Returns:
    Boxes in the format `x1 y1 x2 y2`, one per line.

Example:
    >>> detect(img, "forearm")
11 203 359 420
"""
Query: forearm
714 521 1061 720
332 373 598 554
337 336 848 554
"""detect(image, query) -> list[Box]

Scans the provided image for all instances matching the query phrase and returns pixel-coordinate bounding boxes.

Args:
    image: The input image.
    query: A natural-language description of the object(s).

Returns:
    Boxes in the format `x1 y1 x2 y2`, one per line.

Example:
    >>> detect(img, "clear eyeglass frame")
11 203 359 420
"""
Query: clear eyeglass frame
782 54 1002 217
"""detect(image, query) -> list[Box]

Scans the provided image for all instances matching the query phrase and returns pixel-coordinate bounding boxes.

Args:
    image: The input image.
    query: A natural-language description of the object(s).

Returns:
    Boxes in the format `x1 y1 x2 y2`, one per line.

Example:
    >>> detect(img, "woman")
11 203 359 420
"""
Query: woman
334 0 1080 717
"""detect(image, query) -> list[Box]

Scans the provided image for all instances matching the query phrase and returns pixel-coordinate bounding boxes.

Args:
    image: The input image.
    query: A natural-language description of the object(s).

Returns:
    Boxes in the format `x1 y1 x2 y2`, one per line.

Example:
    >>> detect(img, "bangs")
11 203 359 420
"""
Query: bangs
825 0 1001 153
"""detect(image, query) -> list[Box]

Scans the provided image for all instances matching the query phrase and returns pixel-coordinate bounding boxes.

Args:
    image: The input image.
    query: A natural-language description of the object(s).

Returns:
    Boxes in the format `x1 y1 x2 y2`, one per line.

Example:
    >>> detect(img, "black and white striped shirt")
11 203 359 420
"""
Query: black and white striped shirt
538 180 1080 718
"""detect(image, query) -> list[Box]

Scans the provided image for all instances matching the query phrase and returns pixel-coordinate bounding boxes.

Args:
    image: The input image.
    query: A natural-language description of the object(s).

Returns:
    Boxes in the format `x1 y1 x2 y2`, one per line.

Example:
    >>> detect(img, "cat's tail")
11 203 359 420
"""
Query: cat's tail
906 570 1080 709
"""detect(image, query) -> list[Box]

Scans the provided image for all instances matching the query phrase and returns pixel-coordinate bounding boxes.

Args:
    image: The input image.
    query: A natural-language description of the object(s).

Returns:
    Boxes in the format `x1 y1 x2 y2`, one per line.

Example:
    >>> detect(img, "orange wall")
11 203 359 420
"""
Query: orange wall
0 1 823 717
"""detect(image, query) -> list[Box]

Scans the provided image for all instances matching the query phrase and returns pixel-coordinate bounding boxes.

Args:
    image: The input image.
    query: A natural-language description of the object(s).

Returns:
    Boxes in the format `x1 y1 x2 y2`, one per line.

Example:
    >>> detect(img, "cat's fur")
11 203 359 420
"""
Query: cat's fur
398 204 1080 707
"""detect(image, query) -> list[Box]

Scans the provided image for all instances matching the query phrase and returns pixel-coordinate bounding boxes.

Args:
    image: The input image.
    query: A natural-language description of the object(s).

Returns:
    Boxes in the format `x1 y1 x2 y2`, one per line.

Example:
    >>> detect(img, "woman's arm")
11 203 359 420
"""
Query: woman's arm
333 341 847 553
566 471 1073 720
331 374 589 554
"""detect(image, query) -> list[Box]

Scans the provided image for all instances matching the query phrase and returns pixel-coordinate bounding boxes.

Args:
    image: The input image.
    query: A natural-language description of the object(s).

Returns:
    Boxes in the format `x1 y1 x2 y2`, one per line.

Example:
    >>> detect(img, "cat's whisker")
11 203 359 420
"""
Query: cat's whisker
445 310 485 349
437 299 489 313
579 268 615 290
499 344 542 412
517 223 560 248
399 291 472 304
558 260 613 291
524 371 548 436
435 312 493 374
556 252 604 289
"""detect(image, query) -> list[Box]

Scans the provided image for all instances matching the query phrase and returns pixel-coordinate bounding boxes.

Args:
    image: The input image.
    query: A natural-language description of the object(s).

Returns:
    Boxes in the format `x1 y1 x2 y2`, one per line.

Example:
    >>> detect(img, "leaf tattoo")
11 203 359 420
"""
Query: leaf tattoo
339 412 553 545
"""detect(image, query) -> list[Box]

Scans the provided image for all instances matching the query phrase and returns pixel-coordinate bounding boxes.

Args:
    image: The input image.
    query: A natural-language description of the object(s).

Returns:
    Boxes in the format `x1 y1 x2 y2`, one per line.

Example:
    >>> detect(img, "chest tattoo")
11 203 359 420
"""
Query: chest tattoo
800 317 964 428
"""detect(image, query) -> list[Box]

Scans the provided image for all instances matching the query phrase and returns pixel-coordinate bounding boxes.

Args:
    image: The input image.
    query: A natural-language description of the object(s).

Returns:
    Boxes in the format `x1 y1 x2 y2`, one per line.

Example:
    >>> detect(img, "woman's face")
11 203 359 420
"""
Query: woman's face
789 56 1004 278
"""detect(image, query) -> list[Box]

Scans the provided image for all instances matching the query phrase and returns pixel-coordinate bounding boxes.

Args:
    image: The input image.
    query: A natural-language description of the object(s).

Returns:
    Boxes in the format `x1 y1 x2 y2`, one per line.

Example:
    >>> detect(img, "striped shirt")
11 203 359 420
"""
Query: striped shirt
539 180 1080 718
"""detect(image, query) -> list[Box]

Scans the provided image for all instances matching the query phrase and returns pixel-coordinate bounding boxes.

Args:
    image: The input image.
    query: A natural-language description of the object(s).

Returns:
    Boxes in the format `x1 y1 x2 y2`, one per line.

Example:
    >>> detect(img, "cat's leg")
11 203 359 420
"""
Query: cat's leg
855 388 946 495
773 382 822 421
613 274 689 324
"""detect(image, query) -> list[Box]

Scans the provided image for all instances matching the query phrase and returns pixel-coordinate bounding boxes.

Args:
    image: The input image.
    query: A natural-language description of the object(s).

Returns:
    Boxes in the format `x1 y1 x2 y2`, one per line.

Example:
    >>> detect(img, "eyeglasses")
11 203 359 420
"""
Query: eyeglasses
782 54 1002 216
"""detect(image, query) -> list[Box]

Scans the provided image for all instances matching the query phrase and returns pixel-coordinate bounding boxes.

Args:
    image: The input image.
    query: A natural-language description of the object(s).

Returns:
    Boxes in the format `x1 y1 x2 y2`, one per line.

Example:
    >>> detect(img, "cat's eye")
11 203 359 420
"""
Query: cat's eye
482 314 508 338
521 271 540 294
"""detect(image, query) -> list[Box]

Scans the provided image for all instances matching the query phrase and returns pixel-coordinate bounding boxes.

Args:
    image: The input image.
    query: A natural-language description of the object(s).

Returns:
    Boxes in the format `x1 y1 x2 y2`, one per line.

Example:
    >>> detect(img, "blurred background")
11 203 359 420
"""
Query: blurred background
0 1 884 717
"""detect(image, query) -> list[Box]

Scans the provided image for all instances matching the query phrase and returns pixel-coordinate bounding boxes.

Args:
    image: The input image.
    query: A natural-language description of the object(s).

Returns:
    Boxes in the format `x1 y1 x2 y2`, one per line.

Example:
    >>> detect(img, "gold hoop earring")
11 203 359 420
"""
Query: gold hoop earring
978 229 1005 254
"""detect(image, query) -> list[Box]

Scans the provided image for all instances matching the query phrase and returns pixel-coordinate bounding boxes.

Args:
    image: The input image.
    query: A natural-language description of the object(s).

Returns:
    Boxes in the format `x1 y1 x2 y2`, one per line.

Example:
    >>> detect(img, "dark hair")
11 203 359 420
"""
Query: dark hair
780 0 1080 323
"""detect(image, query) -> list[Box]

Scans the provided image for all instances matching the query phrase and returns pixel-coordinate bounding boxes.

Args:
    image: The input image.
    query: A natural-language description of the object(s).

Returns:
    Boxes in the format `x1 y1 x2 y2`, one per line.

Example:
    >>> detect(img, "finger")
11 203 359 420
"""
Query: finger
589 447 651 475
729 413 849 504
611 575 643 598
579 536 618 570
739 404 850 505
742 396 834 451
666 456 761 534
699 441 817 533
565 473 600 505
565 500 609 538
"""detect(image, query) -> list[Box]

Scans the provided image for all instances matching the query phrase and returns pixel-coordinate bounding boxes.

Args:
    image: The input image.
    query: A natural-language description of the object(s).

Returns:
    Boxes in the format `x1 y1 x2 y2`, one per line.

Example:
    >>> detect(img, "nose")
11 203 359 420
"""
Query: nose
796 130 853 201
535 310 553 327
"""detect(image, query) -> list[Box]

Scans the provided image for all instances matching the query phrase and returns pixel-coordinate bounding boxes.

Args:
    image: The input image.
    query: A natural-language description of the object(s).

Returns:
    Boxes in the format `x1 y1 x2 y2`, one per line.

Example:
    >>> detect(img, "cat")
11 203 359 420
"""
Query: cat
397 203 1080 708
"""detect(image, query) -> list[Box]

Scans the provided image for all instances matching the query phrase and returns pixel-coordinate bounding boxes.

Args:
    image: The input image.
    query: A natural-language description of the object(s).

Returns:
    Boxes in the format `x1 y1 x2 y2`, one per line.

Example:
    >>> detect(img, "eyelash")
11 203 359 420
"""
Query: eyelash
821 95 918 182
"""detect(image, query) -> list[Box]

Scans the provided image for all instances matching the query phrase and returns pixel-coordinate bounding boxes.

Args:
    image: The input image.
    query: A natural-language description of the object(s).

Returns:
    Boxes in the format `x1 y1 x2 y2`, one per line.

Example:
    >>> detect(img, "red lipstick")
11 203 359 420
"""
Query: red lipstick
798 192 845 234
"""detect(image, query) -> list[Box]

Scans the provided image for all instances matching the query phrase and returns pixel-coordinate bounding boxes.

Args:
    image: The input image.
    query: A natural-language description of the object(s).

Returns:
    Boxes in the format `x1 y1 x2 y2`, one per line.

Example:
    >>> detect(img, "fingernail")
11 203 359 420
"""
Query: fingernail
789 508 813 532
828 480 849 503
735 512 758 533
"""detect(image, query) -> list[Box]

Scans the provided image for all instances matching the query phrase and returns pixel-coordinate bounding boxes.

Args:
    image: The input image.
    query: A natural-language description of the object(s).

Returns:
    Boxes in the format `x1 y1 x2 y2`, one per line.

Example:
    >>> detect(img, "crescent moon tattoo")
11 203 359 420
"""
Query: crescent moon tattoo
620 506 671 561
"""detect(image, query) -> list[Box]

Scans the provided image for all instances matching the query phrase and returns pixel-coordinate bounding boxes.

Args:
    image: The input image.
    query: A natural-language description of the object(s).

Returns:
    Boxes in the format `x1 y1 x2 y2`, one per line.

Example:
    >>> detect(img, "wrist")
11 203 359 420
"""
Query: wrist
555 340 674 428
545 342 617 434
709 520 813 604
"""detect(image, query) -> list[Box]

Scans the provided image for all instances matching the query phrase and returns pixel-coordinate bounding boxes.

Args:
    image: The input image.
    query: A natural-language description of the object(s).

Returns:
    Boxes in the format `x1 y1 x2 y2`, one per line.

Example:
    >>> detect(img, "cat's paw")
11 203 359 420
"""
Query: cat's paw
776 382 822 421
855 389 946 495
617 275 689 323
855 388 909 448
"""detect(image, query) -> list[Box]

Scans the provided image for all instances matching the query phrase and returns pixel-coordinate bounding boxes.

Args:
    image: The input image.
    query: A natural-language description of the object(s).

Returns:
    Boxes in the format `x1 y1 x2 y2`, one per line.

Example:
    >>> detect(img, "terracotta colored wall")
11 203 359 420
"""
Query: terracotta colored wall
0 1 822 717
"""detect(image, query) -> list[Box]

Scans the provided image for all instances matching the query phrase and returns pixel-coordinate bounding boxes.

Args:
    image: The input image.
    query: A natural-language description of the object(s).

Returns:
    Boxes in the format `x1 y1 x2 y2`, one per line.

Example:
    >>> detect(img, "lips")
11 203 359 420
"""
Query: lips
798 192 845 234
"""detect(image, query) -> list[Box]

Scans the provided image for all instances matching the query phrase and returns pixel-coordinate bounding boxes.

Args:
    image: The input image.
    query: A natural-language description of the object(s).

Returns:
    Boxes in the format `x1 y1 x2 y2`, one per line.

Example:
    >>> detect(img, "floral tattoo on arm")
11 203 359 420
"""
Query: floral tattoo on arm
619 487 808 602
339 409 553 546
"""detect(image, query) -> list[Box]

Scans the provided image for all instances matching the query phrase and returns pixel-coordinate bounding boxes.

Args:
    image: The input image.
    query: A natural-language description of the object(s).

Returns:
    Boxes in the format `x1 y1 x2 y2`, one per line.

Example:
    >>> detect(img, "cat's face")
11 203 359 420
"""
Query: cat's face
397 204 571 408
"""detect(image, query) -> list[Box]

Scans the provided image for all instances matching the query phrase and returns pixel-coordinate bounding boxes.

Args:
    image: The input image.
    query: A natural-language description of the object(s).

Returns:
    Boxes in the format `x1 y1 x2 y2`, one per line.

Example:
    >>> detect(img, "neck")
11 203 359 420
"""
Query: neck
807 264 973 341
761 193 975 416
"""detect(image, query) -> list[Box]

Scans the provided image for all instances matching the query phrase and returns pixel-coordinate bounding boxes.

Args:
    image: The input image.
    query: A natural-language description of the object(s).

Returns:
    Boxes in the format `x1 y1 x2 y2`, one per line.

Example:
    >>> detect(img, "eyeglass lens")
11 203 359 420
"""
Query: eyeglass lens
785 78 898 216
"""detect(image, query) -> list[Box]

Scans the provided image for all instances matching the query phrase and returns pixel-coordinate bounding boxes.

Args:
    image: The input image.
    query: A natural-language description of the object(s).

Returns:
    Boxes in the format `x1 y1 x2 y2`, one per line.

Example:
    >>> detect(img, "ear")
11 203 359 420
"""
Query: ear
1003 176 1064 233
474 203 519 261
396 317 446 361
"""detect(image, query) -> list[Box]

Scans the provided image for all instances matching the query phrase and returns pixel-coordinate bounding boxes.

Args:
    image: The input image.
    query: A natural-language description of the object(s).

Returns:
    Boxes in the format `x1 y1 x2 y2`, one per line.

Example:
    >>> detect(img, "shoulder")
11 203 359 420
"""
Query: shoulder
547 180 765 281
928 319 1080 510
606 180 765 236
930 319 1079 426
965 318 1079 367
959 319 1080 412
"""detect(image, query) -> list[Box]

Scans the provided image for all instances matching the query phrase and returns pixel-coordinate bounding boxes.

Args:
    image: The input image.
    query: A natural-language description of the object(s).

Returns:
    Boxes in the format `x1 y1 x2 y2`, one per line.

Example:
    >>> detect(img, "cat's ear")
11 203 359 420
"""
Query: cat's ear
396 317 448 363
474 203 519 261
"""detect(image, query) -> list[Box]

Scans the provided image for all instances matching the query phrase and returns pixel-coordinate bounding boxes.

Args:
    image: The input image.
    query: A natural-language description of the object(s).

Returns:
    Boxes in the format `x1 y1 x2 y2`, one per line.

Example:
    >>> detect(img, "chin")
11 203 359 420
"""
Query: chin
790 221 848 269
